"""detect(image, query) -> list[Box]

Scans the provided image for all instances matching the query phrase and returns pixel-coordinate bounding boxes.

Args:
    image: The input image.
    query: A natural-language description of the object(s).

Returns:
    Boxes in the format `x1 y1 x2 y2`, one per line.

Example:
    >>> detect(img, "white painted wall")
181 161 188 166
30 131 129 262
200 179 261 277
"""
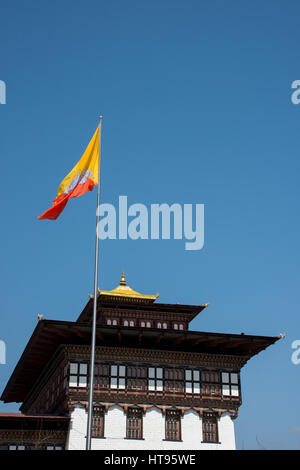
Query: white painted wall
66 405 236 450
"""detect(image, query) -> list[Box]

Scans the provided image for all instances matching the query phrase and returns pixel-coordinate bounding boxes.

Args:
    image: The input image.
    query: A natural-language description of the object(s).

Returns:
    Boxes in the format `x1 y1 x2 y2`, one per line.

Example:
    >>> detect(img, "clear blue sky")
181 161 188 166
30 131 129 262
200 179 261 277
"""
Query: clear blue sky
0 0 299 450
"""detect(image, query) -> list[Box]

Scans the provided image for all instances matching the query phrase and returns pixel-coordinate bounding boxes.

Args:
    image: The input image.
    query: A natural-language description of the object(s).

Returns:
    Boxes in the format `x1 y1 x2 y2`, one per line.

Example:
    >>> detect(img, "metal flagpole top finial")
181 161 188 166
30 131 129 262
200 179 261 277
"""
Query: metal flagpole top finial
99 115 103 120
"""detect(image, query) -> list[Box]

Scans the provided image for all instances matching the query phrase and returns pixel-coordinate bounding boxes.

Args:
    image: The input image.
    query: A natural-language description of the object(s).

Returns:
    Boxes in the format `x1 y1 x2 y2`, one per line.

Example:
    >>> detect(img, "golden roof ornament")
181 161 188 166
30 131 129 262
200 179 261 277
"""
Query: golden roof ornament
97 272 159 303
120 272 126 286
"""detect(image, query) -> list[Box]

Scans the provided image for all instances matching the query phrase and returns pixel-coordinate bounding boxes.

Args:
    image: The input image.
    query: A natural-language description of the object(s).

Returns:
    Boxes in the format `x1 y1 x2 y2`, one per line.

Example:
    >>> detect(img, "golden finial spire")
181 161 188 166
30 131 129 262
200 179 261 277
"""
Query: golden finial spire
120 271 126 286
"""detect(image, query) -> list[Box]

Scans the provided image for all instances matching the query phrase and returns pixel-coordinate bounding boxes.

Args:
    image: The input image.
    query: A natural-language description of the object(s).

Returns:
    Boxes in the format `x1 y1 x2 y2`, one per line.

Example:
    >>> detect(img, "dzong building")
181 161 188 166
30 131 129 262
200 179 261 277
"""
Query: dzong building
0 273 281 450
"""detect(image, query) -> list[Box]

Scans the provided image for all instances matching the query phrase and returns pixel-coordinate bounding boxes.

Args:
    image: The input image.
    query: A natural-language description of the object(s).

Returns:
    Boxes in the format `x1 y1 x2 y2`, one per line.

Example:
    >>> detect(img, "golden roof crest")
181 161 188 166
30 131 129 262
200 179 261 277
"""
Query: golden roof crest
97 272 159 302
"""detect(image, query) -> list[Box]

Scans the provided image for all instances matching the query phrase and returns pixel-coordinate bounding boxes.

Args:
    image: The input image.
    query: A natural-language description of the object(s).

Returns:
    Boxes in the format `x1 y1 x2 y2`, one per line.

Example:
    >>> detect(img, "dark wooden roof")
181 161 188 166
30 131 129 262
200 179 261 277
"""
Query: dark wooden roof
77 297 208 323
0 319 281 404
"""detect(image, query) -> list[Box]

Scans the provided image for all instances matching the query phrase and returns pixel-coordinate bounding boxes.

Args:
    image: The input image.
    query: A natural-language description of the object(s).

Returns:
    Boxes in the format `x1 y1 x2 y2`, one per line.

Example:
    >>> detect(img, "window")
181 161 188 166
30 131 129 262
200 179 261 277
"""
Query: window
185 369 200 394
174 323 178 330
8 445 26 450
107 319 111 325
110 365 126 389
157 322 162 329
127 366 147 378
179 324 184 330
46 445 63 450
126 408 143 439
165 368 184 394
69 362 88 388
140 321 151 327
124 320 135 327
127 366 147 391
201 371 221 397
165 410 181 441
127 378 147 391
201 371 220 382
165 368 184 380
112 319 117 326
222 372 239 397
92 407 105 438
148 367 163 391
94 364 110 390
163 322 168 329
165 380 184 393
202 412 218 443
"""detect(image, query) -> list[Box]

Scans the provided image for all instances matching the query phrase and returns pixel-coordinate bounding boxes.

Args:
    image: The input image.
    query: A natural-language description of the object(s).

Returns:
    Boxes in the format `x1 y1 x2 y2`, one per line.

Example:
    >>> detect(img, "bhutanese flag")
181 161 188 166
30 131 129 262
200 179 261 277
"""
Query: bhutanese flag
38 125 100 220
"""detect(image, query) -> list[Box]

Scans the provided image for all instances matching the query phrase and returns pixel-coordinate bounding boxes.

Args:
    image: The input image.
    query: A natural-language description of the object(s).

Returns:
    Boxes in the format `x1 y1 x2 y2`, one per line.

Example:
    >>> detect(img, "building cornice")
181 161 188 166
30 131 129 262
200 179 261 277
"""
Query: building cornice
65 344 249 368
67 400 239 419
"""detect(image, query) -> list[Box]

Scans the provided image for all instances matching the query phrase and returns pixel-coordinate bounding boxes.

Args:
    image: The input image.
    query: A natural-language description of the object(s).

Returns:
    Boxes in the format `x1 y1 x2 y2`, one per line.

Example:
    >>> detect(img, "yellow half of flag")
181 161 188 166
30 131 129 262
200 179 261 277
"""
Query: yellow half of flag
38 125 100 220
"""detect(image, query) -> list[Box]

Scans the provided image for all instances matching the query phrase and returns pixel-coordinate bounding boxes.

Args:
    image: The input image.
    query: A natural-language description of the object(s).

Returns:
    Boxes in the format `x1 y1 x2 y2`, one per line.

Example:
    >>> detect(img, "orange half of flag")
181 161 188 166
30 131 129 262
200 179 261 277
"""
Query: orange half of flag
38 125 100 220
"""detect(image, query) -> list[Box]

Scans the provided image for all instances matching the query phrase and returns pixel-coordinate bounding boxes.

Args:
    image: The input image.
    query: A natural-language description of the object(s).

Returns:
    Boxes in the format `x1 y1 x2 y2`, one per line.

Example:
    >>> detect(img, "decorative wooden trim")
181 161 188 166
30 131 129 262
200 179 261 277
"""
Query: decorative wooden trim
95 306 194 328
67 399 239 420
65 344 247 369
0 430 67 445
69 389 240 411
21 347 69 414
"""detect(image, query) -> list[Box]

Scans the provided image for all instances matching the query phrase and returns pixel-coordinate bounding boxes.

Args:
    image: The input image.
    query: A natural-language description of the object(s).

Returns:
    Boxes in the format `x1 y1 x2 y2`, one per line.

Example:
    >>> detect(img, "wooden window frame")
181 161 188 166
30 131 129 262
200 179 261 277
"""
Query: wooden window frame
91 406 105 438
94 364 110 390
185 369 200 395
202 412 219 443
45 444 64 450
127 366 147 378
164 368 184 394
8 444 26 450
148 367 163 392
69 362 88 388
222 372 240 397
106 318 118 325
126 408 143 440
140 320 152 327
165 409 182 441
110 364 126 389
127 365 147 392
123 319 135 327
201 371 221 398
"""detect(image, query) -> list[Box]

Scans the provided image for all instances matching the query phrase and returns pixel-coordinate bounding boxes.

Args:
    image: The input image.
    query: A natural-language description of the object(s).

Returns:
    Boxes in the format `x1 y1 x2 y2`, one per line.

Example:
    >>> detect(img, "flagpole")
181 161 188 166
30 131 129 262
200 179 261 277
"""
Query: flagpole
86 115 103 450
